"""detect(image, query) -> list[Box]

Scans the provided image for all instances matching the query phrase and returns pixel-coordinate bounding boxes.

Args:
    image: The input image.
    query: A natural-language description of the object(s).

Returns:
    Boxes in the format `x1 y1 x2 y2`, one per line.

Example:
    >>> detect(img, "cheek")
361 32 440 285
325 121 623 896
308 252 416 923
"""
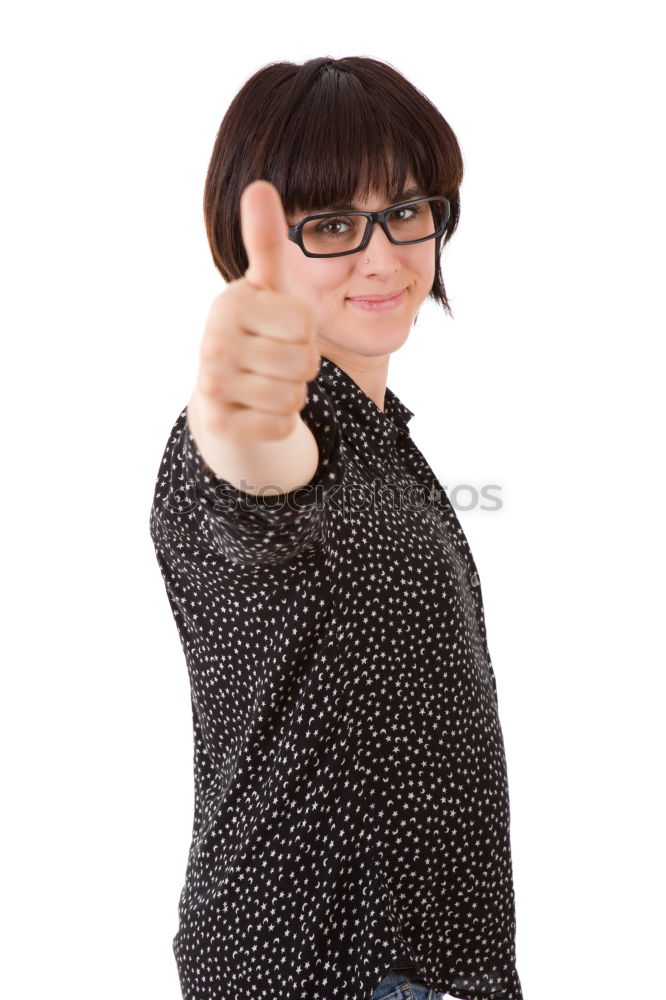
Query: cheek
318 266 350 301
414 245 437 282
302 266 351 306
284 245 350 303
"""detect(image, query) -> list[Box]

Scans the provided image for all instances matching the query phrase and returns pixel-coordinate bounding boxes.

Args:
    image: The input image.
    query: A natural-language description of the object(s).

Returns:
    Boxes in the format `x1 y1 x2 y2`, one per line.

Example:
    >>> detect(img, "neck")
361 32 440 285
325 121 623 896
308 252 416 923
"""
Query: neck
318 344 389 413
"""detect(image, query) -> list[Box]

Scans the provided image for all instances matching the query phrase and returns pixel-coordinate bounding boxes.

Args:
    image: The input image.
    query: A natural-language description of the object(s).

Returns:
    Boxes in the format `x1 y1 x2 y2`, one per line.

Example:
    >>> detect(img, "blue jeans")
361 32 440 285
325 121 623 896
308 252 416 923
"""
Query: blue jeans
369 965 462 1000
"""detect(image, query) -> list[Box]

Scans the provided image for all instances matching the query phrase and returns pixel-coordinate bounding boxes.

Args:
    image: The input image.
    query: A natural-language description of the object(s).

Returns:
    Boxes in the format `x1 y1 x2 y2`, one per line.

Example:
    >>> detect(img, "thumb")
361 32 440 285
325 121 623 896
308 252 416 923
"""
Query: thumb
240 180 290 293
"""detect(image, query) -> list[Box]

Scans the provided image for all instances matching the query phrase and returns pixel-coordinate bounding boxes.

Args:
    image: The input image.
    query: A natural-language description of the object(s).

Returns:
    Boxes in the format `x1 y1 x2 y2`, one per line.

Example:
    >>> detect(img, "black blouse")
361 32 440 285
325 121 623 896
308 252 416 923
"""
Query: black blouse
149 356 523 1000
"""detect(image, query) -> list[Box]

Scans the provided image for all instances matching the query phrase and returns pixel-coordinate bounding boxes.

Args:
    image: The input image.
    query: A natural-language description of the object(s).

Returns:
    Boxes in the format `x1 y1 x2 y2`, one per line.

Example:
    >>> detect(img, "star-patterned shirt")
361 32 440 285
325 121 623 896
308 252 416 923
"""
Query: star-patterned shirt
149 356 523 1000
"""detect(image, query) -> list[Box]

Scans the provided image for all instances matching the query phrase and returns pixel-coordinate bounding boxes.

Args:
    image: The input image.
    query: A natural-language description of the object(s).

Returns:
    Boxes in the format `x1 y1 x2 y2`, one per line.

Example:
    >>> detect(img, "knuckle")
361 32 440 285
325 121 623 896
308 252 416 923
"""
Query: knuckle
273 379 297 415
200 337 223 365
202 401 232 437
272 413 295 439
200 318 235 363
197 368 219 397
292 381 306 410
199 367 234 404
301 347 319 380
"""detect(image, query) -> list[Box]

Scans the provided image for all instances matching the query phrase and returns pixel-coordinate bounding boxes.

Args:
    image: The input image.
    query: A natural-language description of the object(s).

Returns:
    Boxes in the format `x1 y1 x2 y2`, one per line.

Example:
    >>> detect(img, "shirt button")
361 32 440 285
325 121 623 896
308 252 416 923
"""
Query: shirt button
471 572 480 588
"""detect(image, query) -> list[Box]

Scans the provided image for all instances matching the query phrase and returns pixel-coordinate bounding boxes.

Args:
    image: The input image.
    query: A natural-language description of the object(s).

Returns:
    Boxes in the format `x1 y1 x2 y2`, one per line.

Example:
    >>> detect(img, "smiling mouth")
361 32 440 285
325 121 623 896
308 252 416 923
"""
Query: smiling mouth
345 288 408 310
347 288 406 301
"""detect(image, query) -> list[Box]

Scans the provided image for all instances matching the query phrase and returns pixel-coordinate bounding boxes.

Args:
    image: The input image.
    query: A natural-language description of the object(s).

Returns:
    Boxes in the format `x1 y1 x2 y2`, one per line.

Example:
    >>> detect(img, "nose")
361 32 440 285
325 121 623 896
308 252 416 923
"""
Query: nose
360 219 402 266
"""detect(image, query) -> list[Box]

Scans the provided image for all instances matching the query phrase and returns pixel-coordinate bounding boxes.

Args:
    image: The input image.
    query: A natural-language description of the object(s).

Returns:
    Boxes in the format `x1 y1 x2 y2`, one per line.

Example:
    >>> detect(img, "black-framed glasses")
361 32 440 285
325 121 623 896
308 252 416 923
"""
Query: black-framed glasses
287 195 450 259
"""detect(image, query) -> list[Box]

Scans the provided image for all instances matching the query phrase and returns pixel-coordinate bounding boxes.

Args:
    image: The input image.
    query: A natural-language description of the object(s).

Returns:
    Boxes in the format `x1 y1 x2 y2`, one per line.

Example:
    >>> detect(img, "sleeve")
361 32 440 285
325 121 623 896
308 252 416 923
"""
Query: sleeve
152 375 346 567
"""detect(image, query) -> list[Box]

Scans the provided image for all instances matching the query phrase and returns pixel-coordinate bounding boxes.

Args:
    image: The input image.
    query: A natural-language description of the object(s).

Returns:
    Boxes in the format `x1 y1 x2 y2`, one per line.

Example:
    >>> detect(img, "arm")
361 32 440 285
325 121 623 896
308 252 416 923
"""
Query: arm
186 385 320 498
150 378 346 567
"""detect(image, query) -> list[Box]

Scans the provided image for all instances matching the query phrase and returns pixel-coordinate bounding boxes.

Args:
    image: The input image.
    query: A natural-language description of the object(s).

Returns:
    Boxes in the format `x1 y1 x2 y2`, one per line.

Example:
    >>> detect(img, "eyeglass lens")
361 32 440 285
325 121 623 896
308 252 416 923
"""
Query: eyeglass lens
300 199 443 256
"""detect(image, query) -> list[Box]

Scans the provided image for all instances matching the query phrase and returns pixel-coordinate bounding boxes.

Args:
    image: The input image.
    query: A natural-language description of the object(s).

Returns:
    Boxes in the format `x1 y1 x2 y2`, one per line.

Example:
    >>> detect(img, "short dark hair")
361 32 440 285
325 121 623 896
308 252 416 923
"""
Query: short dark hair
203 56 464 316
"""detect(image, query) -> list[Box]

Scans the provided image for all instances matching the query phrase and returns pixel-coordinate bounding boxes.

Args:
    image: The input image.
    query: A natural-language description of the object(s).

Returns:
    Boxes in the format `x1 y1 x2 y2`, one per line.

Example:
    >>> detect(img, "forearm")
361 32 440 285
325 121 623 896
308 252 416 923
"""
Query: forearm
186 388 319 497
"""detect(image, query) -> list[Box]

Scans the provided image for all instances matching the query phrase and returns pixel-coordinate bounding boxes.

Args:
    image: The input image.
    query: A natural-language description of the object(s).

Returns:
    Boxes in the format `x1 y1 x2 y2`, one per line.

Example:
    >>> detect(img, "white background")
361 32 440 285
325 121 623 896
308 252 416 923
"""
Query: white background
1 2 664 997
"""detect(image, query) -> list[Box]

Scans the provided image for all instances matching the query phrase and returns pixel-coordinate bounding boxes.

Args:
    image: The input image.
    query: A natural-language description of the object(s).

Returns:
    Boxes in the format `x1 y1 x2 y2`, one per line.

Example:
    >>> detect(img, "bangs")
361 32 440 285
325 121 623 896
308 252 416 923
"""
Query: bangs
267 65 454 216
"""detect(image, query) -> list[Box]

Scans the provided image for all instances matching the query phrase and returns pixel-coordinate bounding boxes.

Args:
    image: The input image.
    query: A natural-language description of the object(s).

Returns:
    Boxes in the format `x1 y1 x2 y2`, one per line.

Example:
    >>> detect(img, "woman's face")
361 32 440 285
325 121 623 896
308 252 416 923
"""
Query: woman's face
283 174 436 364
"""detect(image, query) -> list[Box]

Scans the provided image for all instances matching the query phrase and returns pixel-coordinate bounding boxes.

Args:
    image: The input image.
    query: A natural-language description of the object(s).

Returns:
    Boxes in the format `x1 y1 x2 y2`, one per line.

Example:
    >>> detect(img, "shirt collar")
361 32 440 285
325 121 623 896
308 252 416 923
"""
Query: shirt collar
316 355 415 445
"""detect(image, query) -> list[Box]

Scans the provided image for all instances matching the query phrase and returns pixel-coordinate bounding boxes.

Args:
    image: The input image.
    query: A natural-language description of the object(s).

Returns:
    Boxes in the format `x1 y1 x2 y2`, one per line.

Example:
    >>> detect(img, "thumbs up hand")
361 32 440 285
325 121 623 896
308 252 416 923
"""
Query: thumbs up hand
193 180 321 445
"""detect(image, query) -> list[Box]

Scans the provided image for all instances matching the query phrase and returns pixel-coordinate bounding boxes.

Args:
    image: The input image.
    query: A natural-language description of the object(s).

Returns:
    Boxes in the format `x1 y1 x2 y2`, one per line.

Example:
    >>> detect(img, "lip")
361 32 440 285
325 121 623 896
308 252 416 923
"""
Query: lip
346 288 407 311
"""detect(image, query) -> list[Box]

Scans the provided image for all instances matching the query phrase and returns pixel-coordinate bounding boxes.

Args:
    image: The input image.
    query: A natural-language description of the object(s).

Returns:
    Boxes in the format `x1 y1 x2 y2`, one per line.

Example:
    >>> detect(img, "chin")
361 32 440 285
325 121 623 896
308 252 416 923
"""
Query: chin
331 323 413 359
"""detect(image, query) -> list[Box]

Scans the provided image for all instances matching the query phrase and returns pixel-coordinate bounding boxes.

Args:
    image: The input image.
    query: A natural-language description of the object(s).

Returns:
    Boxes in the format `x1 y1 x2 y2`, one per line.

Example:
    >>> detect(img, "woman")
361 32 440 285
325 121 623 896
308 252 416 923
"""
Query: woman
150 56 523 1000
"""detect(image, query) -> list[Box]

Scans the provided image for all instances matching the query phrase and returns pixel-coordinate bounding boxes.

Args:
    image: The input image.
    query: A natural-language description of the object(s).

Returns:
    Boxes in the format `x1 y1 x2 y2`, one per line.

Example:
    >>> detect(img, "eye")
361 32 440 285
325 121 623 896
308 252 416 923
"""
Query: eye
389 206 421 221
314 216 353 234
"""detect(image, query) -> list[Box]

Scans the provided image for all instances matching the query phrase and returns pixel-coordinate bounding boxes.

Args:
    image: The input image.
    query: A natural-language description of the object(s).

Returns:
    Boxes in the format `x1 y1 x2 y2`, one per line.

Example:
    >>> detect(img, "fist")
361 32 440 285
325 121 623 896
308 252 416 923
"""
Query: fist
194 180 321 444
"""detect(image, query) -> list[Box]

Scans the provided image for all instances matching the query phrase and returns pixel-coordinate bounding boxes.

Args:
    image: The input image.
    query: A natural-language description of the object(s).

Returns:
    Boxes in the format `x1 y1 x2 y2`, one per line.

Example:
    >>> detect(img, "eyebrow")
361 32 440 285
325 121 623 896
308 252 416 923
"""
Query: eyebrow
312 186 424 213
